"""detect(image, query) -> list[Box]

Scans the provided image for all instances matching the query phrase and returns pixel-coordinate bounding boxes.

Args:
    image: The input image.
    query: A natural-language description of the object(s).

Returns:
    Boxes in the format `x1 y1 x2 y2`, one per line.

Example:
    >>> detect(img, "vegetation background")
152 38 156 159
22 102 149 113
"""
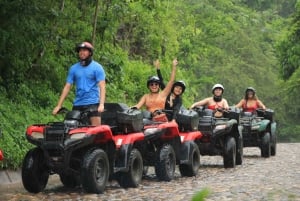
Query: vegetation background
0 0 299 169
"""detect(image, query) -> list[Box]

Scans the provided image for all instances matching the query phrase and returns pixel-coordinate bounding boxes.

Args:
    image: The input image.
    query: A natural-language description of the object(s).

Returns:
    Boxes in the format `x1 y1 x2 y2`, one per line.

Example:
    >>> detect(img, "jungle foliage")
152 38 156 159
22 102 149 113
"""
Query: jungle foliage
0 0 299 169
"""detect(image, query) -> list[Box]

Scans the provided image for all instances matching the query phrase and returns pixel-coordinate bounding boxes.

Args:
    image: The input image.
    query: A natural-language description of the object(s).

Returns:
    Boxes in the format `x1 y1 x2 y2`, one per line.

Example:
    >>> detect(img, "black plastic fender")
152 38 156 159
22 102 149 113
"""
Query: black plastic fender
270 122 277 140
179 141 195 165
114 144 132 172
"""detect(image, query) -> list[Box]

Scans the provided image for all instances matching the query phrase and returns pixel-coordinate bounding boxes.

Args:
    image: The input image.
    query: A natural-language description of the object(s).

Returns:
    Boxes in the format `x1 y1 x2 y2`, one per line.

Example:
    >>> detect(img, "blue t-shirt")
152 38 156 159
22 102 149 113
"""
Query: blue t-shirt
66 60 105 106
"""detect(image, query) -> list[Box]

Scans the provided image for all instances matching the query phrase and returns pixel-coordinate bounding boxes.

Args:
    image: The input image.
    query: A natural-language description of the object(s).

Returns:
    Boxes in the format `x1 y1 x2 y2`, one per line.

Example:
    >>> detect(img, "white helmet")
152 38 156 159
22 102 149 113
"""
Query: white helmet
212 84 224 93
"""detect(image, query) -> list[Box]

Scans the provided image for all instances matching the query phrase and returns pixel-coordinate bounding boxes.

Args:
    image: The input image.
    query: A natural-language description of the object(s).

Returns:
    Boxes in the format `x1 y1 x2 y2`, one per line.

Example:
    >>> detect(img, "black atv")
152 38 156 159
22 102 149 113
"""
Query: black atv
193 106 243 168
239 108 277 157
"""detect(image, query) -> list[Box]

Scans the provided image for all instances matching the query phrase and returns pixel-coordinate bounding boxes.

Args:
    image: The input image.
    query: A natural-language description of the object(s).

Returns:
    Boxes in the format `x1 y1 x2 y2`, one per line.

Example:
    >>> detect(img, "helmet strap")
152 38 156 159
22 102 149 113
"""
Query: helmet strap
213 95 222 102
80 56 92 66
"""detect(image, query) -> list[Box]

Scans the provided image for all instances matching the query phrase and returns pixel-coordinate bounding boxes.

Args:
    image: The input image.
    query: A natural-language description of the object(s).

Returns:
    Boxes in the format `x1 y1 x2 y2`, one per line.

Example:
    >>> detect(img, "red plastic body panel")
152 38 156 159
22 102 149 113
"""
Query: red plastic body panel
69 125 114 143
144 121 180 140
179 131 203 143
113 133 145 149
26 125 45 135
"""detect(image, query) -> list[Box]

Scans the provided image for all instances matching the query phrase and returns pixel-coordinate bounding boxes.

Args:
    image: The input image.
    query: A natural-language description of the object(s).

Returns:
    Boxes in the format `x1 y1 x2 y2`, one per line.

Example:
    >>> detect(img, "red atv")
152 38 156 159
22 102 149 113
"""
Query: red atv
140 108 202 181
22 103 145 194
0 129 3 161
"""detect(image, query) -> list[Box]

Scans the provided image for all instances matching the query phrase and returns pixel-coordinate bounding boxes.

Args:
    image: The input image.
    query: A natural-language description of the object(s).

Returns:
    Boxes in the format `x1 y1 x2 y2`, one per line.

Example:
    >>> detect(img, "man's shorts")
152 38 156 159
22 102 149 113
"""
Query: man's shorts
72 103 101 117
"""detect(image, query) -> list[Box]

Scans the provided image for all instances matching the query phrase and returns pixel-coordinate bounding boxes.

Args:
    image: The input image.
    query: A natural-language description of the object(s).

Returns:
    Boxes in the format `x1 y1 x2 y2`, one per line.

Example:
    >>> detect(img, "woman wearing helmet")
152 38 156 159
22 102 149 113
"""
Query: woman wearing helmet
235 87 266 113
154 59 185 121
164 80 186 121
190 84 229 115
52 41 106 126
133 59 178 115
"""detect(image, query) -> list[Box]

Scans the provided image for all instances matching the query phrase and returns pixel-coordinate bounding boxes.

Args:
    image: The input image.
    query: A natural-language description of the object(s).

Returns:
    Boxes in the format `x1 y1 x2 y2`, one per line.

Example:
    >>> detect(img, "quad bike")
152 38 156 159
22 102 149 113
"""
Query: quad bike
140 108 202 181
193 106 243 168
239 108 277 157
22 103 145 194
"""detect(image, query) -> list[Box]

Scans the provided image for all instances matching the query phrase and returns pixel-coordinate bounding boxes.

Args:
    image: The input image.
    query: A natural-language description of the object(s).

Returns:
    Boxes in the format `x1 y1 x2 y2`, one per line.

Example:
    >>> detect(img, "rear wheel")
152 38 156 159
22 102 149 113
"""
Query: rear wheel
223 137 236 168
116 148 143 188
81 149 109 193
261 132 271 158
22 148 49 193
179 142 200 177
155 144 176 181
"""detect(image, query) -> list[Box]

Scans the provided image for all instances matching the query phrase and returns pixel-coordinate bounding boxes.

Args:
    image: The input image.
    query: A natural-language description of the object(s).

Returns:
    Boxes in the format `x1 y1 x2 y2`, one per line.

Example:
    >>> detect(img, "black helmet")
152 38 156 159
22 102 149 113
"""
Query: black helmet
172 80 186 93
75 42 94 55
246 87 256 95
147 76 160 87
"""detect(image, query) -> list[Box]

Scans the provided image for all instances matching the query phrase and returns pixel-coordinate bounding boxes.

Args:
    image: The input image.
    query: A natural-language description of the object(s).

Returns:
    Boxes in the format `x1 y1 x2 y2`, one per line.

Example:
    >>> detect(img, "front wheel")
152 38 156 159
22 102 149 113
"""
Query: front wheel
22 148 49 193
236 135 243 165
271 133 277 156
155 144 176 181
179 142 200 177
116 148 143 188
223 137 236 168
81 149 109 194
261 132 271 158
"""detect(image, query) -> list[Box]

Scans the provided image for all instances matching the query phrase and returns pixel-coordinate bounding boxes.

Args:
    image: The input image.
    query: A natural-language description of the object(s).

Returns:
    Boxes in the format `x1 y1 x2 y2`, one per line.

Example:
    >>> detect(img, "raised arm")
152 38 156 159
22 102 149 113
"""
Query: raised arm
154 59 166 89
160 58 178 97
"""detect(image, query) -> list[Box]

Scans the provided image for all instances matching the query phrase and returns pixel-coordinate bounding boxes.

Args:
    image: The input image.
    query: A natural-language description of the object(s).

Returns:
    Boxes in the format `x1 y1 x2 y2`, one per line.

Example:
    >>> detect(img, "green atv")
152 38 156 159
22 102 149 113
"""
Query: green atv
239 108 277 157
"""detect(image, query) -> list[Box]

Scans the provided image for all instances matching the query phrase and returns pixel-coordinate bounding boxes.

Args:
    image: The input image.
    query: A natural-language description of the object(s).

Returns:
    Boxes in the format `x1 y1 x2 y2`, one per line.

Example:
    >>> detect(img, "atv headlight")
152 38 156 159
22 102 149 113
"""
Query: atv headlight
116 138 123 146
70 132 87 139
144 128 162 136
31 132 44 139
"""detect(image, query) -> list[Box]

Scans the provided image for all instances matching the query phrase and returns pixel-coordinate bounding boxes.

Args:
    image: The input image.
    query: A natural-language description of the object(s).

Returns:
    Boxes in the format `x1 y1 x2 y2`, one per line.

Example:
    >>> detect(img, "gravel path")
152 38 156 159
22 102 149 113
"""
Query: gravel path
0 143 299 201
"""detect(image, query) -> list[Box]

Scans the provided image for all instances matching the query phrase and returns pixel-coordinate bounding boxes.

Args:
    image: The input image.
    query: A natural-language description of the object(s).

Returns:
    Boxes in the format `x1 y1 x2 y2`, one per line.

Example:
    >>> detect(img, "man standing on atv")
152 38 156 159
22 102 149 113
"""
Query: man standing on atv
190 84 229 117
133 59 177 117
52 41 106 126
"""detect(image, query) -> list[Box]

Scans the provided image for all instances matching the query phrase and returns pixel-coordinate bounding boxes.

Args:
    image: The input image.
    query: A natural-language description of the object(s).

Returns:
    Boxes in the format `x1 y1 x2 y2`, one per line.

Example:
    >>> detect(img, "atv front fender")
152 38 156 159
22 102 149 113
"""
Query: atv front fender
271 122 277 135
114 144 132 173
113 133 145 172
257 119 270 132
179 141 196 164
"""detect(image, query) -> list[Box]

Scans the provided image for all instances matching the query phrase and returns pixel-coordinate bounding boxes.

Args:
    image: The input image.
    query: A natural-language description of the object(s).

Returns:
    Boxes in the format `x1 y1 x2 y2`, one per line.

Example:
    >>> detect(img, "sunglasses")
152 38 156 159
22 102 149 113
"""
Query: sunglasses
149 83 159 86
